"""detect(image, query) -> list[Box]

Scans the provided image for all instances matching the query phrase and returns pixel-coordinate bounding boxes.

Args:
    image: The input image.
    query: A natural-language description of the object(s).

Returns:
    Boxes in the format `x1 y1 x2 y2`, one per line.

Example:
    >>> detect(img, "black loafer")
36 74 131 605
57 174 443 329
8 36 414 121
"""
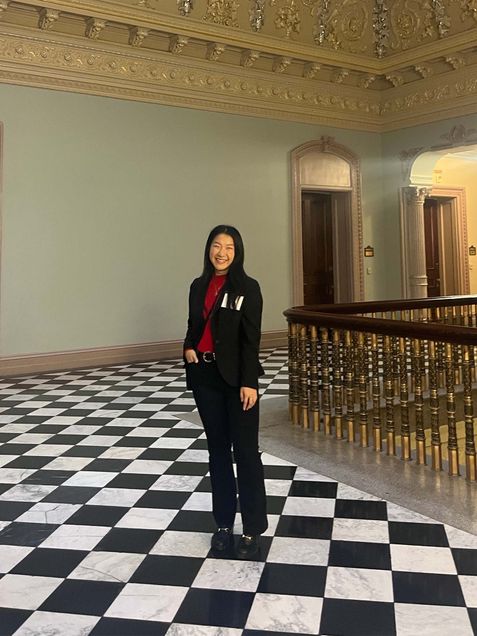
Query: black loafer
211 527 233 552
236 534 260 560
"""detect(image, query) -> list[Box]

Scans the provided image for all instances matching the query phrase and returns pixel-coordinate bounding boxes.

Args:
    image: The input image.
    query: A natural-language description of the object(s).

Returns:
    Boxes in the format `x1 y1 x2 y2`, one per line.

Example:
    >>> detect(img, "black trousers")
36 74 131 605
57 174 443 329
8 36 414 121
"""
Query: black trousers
189 360 268 535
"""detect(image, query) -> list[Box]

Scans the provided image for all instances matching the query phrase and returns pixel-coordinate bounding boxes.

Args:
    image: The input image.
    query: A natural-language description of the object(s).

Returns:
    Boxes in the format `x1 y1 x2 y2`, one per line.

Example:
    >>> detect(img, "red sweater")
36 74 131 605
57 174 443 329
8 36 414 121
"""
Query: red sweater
197 274 227 352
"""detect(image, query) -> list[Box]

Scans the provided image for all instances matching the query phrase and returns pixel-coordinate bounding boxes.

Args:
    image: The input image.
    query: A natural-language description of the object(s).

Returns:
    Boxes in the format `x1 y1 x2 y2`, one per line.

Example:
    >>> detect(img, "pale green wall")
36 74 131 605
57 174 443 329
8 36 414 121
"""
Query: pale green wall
0 84 384 356
382 113 477 298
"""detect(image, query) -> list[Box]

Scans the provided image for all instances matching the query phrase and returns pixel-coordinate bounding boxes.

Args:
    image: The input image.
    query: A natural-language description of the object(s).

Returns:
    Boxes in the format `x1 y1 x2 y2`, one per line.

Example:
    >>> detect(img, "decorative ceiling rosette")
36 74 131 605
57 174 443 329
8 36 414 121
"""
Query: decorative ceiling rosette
389 0 421 50
333 0 370 53
204 0 239 27
309 0 340 48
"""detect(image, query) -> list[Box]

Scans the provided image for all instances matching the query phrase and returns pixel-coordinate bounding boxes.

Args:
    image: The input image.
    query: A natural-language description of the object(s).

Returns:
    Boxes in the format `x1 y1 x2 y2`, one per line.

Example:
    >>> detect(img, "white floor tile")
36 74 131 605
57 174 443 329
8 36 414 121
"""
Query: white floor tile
394 603 474 636
40 524 109 550
325 566 393 602
192 559 264 592
391 544 457 574
0 545 34 573
246 593 323 634
13 611 100 636
69 551 145 583
267 537 330 566
105 583 188 622
0 574 63 610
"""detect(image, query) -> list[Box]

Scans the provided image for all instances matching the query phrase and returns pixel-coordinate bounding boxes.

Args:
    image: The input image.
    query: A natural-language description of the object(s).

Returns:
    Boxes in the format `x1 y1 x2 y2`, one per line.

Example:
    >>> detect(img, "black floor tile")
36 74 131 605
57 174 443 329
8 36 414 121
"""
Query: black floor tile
2 456 53 469
328 540 391 570
23 470 75 485
0 608 32 636
47 434 86 444
114 437 157 447
39 579 124 616
263 496 286 515
164 462 209 476
288 480 338 498
258 562 327 596
452 547 477 575
93 427 135 436
168 510 217 533
0 522 58 546
174 588 255 628
42 486 100 504
94 528 163 553
320 598 396 636
0 501 34 521
162 429 202 438
130 555 203 586
106 474 158 489
196 476 213 492
62 446 106 457
28 424 69 433
263 465 296 480
11 547 88 577
469 608 477 635
389 521 449 547
137 448 185 461
134 491 191 509
188 439 209 450
275 515 333 540
0 444 35 455
90 617 169 636
84 459 131 472
392 571 466 606
335 499 388 521
65 505 127 526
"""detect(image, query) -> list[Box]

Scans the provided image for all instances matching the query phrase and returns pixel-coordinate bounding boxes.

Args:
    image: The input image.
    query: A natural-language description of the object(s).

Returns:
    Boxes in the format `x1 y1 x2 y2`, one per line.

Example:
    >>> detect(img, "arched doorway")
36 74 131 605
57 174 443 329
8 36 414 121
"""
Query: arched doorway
290 137 364 306
400 145 472 298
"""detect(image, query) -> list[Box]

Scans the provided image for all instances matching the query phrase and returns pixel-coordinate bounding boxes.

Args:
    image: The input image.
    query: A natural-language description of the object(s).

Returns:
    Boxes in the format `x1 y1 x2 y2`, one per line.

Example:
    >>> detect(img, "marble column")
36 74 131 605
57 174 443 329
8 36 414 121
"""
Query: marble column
405 186 430 299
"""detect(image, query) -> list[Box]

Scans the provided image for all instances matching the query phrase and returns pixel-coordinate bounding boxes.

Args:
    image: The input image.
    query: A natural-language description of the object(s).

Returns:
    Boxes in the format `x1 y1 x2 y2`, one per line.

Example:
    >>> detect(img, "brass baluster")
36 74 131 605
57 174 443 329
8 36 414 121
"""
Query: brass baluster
298 324 309 429
357 332 369 447
414 339 426 465
445 342 460 476
344 330 355 443
332 329 343 439
428 340 442 472
309 325 320 432
288 322 300 425
463 345 476 482
321 327 331 435
371 332 382 451
383 335 395 455
399 337 411 461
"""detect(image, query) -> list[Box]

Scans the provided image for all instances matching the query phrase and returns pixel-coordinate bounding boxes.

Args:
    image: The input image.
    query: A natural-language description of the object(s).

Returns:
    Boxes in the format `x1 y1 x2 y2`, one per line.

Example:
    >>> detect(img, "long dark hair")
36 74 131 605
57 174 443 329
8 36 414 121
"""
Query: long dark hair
201 225 247 292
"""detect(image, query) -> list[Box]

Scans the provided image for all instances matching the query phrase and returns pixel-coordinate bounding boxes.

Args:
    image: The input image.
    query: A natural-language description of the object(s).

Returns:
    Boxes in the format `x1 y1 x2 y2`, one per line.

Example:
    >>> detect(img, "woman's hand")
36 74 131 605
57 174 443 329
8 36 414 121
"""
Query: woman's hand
240 387 258 411
184 348 199 364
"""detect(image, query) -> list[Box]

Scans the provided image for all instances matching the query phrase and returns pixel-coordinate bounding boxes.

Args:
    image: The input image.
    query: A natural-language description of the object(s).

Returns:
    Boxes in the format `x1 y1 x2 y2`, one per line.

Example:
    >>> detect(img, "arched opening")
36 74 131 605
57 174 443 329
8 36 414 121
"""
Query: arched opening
400 144 474 298
290 137 364 306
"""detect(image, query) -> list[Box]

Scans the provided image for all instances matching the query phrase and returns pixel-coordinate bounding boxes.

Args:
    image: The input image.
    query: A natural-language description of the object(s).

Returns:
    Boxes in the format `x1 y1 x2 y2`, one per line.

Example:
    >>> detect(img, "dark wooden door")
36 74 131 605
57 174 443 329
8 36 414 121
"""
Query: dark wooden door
302 192 334 305
424 197 441 297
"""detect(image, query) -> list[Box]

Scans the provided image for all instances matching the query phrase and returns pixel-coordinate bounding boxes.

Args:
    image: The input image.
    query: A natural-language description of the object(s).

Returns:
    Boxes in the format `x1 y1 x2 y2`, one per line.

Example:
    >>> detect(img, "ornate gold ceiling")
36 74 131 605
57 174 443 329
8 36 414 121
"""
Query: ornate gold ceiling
1 0 477 130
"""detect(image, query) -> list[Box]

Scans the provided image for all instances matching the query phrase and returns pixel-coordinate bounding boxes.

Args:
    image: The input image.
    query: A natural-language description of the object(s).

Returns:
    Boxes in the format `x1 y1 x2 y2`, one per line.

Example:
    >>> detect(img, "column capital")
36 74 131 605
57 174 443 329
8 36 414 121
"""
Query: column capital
405 186 432 205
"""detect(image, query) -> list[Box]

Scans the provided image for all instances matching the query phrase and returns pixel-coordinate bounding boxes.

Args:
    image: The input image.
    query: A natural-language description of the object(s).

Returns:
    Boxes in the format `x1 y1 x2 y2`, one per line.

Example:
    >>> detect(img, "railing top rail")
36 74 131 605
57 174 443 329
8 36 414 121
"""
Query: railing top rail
283 309 477 344
287 295 477 315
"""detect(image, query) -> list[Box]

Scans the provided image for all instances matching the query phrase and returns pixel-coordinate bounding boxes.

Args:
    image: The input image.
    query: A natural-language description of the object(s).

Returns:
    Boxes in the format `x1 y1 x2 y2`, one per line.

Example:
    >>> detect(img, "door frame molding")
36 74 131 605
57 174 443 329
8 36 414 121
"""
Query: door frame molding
400 186 469 297
290 137 364 306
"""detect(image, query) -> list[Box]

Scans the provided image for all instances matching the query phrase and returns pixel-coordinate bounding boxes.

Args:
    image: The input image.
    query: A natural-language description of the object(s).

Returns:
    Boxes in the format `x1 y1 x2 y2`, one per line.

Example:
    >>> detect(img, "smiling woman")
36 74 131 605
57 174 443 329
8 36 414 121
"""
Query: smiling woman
183 225 268 560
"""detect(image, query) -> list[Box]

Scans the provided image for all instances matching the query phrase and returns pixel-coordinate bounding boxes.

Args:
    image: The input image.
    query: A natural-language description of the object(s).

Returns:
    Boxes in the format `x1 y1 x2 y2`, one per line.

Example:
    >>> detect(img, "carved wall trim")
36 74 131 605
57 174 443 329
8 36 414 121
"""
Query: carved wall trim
0 330 288 377
290 137 364 306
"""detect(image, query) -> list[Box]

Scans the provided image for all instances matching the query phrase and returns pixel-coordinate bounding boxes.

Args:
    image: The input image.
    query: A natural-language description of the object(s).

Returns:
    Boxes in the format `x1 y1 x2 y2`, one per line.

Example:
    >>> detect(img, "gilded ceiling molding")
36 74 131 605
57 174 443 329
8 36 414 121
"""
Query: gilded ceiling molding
461 0 477 22
332 68 349 83
241 49 260 66
445 55 465 70
424 0 450 38
372 0 389 58
85 18 107 40
38 9 60 31
414 64 432 78
0 1 8 18
206 42 226 60
273 55 291 72
170 34 189 53
177 0 194 16
358 73 376 88
204 0 239 27
303 61 320 78
129 26 149 47
274 0 301 38
250 0 266 32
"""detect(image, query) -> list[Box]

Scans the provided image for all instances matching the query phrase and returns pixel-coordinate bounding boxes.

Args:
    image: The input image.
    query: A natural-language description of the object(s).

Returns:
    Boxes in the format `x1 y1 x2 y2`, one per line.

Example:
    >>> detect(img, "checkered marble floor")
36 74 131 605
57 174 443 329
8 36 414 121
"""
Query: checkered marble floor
0 348 476 636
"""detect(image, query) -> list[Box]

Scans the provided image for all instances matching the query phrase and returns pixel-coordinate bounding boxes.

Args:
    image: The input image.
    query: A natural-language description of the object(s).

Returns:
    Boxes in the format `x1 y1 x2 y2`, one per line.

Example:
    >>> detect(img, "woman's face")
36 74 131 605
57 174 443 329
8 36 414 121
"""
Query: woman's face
209 233 235 275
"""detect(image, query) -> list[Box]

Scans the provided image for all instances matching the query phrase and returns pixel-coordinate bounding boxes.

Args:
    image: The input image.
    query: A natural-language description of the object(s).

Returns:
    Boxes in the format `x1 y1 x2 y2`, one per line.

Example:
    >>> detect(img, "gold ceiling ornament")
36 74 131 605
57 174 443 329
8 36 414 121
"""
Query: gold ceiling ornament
249 0 266 31
38 8 59 30
373 0 390 58
461 0 477 22
177 0 194 16
333 0 369 53
423 0 450 38
274 0 301 37
390 0 421 50
312 0 332 45
129 26 149 47
204 0 239 27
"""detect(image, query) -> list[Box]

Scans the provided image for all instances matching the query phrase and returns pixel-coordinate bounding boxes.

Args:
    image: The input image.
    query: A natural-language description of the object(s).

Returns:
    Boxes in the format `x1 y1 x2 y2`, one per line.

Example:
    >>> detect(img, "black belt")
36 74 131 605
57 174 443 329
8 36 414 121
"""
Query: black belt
198 351 216 363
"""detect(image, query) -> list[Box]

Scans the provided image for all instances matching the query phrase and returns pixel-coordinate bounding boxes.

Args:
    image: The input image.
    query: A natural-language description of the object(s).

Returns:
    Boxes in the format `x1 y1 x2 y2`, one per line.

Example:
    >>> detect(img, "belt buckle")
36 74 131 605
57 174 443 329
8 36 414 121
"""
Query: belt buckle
202 351 215 363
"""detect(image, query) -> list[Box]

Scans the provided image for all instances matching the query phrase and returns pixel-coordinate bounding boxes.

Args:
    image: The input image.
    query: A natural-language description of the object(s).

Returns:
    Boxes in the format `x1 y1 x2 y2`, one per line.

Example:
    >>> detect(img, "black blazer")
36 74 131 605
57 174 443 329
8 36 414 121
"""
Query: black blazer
184 275 265 389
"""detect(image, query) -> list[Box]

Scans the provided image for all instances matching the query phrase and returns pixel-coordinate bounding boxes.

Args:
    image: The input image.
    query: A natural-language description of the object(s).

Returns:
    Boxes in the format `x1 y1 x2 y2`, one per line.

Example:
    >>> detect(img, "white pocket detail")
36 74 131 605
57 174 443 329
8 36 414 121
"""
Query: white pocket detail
221 293 245 311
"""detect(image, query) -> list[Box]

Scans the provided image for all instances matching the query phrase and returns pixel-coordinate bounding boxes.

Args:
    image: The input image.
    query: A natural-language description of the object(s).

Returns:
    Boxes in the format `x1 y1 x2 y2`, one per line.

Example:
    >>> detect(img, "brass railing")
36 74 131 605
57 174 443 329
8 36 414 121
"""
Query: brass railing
284 295 477 482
